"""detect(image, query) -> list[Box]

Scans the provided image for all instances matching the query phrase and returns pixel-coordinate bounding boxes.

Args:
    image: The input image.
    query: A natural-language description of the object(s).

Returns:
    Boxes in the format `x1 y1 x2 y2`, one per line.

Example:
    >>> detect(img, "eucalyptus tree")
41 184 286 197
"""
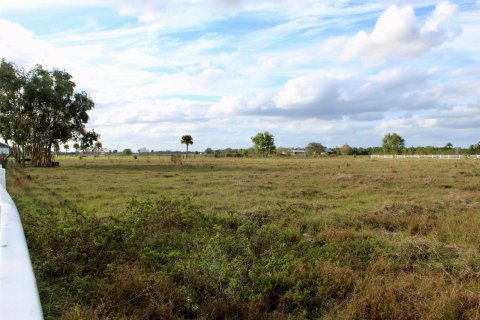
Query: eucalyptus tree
0 59 98 166
0 59 28 166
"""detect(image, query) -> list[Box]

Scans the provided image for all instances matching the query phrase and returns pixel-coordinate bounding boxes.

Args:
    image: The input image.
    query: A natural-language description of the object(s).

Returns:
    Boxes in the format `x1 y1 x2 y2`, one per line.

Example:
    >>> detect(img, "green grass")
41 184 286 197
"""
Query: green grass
8 156 480 319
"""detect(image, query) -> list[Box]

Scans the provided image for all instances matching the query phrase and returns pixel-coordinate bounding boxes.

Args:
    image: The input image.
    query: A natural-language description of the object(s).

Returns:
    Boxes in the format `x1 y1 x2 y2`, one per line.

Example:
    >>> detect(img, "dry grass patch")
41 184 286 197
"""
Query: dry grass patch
6 157 480 319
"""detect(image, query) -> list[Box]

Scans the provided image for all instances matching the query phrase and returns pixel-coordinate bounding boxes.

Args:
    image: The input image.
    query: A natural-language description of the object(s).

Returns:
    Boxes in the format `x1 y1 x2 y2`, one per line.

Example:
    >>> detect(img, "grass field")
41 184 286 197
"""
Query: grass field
8 156 480 319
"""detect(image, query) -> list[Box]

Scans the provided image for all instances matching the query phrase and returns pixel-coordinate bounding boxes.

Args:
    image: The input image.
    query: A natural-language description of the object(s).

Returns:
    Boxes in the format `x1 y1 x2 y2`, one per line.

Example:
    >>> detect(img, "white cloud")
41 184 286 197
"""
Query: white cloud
422 1 457 32
207 67 443 121
0 19 52 65
208 93 272 116
326 1 459 65
422 105 480 129
417 118 438 128
275 75 339 109
378 119 412 132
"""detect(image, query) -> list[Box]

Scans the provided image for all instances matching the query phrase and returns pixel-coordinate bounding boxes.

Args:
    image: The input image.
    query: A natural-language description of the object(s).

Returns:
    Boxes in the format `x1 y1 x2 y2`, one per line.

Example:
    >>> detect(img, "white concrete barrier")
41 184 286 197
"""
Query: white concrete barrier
0 168 5 188
0 169 43 319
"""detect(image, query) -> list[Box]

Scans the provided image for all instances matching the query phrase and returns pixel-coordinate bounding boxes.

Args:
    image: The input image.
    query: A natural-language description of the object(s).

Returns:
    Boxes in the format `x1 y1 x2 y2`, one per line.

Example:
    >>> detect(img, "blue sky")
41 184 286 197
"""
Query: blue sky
0 0 479 151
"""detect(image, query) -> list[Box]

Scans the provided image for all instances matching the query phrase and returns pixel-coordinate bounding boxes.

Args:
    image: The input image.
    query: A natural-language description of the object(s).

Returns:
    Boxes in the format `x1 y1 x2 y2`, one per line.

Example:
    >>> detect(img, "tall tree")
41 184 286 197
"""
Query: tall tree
181 135 193 157
305 142 325 155
63 144 69 158
251 132 276 155
94 141 102 157
73 142 80 155
0 59 98 166
79 130 99 156
382 133 405 154
340 144 352 155
0 59 29 166
469 141 480 154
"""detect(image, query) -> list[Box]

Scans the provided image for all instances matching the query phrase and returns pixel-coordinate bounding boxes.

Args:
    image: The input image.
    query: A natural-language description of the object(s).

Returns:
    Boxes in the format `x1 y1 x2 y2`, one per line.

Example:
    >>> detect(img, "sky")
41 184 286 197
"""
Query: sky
0 0 479 151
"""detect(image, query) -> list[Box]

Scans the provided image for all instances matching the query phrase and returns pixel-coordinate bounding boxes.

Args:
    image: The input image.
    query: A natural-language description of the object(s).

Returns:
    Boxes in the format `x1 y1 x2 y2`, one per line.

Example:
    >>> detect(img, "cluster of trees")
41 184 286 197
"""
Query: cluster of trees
0 59 98 167
305 142 326 155
380 133 480 155
381 133 405 154
247 132 478 156
251 132 276 155
64 141 103 156
469 141 480 153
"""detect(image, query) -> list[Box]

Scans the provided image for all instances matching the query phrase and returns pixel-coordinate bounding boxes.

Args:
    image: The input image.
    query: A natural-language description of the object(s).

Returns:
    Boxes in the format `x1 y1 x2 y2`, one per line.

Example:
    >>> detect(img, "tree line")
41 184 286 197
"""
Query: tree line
200 132 480 157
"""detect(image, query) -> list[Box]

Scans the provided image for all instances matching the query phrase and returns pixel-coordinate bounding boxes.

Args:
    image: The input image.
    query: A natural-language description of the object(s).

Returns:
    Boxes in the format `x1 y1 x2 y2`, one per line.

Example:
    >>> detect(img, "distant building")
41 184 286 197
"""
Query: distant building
290 149 305 155
0 142 10 156
321 148 337 156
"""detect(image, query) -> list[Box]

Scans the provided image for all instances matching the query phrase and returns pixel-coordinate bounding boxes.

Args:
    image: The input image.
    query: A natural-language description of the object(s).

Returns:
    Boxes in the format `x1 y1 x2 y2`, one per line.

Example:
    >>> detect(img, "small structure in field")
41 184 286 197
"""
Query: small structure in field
321 148 337 156
290 149 305 156
171 153 183 166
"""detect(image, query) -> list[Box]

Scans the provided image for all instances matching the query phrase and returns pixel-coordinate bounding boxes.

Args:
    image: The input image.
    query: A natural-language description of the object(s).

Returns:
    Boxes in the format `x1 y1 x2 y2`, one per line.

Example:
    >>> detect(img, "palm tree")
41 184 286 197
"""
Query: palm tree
181 135 193 158
73 143 80 155
63 144 69 159
94 142 102 157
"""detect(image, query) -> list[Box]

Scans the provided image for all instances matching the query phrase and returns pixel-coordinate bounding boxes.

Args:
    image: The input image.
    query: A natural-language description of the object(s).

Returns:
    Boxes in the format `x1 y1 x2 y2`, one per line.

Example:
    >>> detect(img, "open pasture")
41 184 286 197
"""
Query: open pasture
8 157 480 319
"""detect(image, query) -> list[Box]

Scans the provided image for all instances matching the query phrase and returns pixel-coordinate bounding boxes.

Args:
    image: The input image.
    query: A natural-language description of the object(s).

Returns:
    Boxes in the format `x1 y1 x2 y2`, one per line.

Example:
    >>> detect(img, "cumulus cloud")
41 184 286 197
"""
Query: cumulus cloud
325 1 459 65
275 75 339 109
0 19 52 65
208 67 440 120
207 93 273 116
416 118 439 128
93 98 210 127
416 105 480 129
378 119 412 132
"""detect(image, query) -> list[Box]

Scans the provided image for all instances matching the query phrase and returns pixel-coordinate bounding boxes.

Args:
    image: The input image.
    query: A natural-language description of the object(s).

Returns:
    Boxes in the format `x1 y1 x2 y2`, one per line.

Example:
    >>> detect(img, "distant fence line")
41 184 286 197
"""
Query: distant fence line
371 154 480 159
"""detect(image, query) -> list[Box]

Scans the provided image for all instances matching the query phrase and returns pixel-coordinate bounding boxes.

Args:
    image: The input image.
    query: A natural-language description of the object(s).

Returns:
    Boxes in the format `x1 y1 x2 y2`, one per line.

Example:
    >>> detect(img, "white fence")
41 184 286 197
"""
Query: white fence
371 154 480 159
0 167 43 319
